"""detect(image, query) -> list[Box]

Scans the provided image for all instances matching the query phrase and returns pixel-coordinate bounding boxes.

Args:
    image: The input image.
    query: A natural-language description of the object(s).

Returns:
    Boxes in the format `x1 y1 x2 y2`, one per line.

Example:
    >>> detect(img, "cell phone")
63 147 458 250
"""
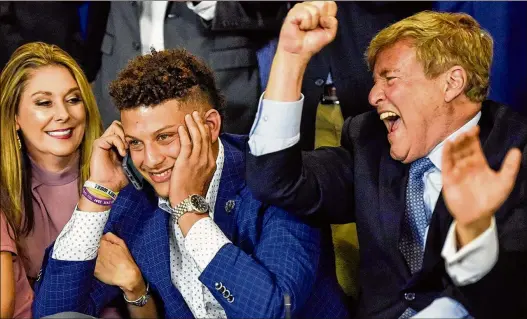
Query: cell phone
122 153 143 190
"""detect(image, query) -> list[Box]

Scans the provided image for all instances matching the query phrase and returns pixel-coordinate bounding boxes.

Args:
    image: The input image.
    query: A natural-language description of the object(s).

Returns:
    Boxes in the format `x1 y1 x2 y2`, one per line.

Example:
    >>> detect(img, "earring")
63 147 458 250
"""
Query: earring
16 132 21 150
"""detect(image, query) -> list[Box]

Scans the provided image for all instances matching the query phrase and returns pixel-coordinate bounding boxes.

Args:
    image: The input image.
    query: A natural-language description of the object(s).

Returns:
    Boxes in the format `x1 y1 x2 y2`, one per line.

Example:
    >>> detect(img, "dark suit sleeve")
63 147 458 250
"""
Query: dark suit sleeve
32 246 120 318
246 118 356 224
211 2 289 32
198 206 321 318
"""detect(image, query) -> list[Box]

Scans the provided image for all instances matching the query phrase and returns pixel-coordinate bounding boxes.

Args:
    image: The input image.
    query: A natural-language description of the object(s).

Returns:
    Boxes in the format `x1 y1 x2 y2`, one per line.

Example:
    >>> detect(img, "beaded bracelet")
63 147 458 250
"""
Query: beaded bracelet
82 187 115 206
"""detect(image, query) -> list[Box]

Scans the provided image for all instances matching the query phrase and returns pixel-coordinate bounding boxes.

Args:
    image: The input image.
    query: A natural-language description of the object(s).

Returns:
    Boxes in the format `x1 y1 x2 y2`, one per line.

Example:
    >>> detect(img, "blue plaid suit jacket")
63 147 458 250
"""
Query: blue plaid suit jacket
33 134 349 319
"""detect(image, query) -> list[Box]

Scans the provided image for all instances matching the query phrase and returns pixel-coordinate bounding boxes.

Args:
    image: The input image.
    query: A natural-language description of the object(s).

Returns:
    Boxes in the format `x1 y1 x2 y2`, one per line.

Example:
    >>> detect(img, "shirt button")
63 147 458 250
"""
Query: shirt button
132 41 141 51
404 292 416 301
263 116 269 122
315 78 325 87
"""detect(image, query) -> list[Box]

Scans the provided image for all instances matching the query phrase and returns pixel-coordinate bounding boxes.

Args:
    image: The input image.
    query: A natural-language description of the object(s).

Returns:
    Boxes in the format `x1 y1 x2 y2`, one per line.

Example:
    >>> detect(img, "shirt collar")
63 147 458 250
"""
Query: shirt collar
427 111 481 171
30 153 80 188
158 138 225 218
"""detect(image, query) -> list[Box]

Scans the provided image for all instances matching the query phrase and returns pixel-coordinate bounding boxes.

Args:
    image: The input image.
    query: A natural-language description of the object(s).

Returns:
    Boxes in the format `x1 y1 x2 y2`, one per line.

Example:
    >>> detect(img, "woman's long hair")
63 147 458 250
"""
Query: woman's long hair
0 42 103 236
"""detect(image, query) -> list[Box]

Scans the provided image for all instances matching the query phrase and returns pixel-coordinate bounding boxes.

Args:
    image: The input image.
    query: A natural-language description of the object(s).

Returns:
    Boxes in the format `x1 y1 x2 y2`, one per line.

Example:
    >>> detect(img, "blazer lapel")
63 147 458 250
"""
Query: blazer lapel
378 148 411 276
136 207 175 294
213 136 246 241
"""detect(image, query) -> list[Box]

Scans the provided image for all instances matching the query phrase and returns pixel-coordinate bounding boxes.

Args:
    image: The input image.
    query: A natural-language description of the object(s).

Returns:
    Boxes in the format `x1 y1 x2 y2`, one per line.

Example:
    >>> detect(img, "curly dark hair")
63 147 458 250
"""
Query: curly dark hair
109 48 225 117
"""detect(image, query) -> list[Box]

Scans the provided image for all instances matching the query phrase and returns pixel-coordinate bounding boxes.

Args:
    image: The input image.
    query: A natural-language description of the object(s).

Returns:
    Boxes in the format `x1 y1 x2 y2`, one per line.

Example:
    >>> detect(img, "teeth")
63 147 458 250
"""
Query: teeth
380 112 399 120
47 129 72 136
152 170 170 177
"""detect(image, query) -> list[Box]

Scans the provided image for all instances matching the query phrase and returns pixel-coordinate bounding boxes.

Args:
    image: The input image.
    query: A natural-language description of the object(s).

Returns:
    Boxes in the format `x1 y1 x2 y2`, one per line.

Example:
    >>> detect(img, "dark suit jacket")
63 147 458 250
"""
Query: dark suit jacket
33 134 349 319
94 2 287 132
0 1 109 81
247 101 527 318
299 1 432 150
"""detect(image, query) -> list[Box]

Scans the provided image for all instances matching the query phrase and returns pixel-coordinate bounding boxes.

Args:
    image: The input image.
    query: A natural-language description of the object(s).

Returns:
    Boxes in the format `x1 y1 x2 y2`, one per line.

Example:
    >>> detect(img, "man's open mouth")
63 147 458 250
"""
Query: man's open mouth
380 112 401 133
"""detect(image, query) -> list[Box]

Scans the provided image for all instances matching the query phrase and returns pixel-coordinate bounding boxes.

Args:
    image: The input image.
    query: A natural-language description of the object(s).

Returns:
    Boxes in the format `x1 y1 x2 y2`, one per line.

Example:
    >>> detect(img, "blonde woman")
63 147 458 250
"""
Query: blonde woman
0 42 102 283
0 42 105 317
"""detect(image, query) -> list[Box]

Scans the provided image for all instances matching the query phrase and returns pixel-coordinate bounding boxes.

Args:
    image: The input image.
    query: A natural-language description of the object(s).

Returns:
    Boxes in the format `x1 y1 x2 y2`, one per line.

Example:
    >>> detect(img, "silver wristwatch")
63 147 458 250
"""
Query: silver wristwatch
172 194 209 223
123 282 150 307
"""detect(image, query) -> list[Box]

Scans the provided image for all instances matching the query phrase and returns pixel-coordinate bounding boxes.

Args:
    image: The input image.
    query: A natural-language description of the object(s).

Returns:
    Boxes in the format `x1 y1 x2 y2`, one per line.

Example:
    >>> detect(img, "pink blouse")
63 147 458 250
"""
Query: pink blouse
1 213 33 319
21 157 80 279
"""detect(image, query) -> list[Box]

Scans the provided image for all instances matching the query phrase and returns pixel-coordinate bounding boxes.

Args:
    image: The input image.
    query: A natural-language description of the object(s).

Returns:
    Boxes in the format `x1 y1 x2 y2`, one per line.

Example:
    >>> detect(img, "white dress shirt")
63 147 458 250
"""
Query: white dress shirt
248 94 499 317
53 139 230 318
139 1 217 55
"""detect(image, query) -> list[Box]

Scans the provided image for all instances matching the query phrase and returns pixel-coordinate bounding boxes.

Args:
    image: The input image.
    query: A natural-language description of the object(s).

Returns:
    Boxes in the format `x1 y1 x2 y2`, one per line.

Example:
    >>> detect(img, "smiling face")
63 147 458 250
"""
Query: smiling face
16 65 86 161
369 40 451 163
121 99 220 198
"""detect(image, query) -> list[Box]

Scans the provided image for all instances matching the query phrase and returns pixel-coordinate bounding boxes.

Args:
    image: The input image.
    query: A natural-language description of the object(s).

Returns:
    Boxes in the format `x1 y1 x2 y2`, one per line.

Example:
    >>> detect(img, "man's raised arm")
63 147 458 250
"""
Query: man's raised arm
246 2 354 223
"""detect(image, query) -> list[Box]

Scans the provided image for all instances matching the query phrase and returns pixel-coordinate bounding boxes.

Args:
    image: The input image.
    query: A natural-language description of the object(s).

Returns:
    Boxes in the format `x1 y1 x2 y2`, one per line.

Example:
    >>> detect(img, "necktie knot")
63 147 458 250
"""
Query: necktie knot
409 157 435 181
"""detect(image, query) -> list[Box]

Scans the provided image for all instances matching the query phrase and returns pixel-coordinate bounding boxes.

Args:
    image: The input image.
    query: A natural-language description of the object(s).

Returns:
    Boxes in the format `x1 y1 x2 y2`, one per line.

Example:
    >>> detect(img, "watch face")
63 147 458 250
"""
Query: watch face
190 195 209 213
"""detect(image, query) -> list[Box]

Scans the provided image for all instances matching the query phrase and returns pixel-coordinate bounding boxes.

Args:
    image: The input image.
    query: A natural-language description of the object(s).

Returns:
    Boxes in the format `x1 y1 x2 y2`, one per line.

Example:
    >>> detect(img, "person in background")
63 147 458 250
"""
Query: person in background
247 2 527 318
93 1 288 133
33 48 349 319
0 2 110 82
1 179 33 319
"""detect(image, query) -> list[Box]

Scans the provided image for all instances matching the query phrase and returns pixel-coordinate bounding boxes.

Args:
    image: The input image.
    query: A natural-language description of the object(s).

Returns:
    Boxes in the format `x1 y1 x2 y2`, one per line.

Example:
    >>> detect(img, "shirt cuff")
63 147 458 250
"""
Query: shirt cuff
52 208 110 261
186 1 217 21
184 217 231 271
412 297 471 318
441 217 498 286
248 92 303 156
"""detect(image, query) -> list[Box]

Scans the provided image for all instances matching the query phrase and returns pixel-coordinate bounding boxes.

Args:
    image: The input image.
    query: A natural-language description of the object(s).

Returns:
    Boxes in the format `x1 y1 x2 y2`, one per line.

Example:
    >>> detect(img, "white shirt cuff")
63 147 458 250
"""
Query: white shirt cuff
52 208 110 261
248 92 303 156
184 217 231 271
442 217 498 286
186 1 217 21
412 297 470 318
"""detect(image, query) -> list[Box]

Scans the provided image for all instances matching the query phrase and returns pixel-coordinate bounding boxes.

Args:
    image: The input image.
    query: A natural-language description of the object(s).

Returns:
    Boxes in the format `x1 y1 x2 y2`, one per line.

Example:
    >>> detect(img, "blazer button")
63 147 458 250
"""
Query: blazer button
227 295 234 303
215 282 223 290
315 78 325 87
404 292 416 301
223 289 231 298
132 41 141 51
225 200 235 214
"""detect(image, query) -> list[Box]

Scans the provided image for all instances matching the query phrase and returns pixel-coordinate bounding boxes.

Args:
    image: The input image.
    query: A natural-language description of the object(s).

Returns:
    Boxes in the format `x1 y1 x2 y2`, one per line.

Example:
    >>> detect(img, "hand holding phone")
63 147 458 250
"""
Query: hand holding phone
88 121 130 193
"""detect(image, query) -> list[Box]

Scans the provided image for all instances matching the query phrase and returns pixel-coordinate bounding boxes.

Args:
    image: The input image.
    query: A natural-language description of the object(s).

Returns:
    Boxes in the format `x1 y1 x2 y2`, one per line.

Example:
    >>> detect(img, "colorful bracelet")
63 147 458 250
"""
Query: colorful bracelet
82 187 115 206
88 187 114 200
83 181 118 200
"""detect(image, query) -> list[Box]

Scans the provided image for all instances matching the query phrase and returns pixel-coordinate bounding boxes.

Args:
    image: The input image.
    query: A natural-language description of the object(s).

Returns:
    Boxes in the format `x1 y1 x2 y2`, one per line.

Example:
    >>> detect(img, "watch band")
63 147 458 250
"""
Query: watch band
171 195 209 223
172 198 191 223
123 282 150 307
